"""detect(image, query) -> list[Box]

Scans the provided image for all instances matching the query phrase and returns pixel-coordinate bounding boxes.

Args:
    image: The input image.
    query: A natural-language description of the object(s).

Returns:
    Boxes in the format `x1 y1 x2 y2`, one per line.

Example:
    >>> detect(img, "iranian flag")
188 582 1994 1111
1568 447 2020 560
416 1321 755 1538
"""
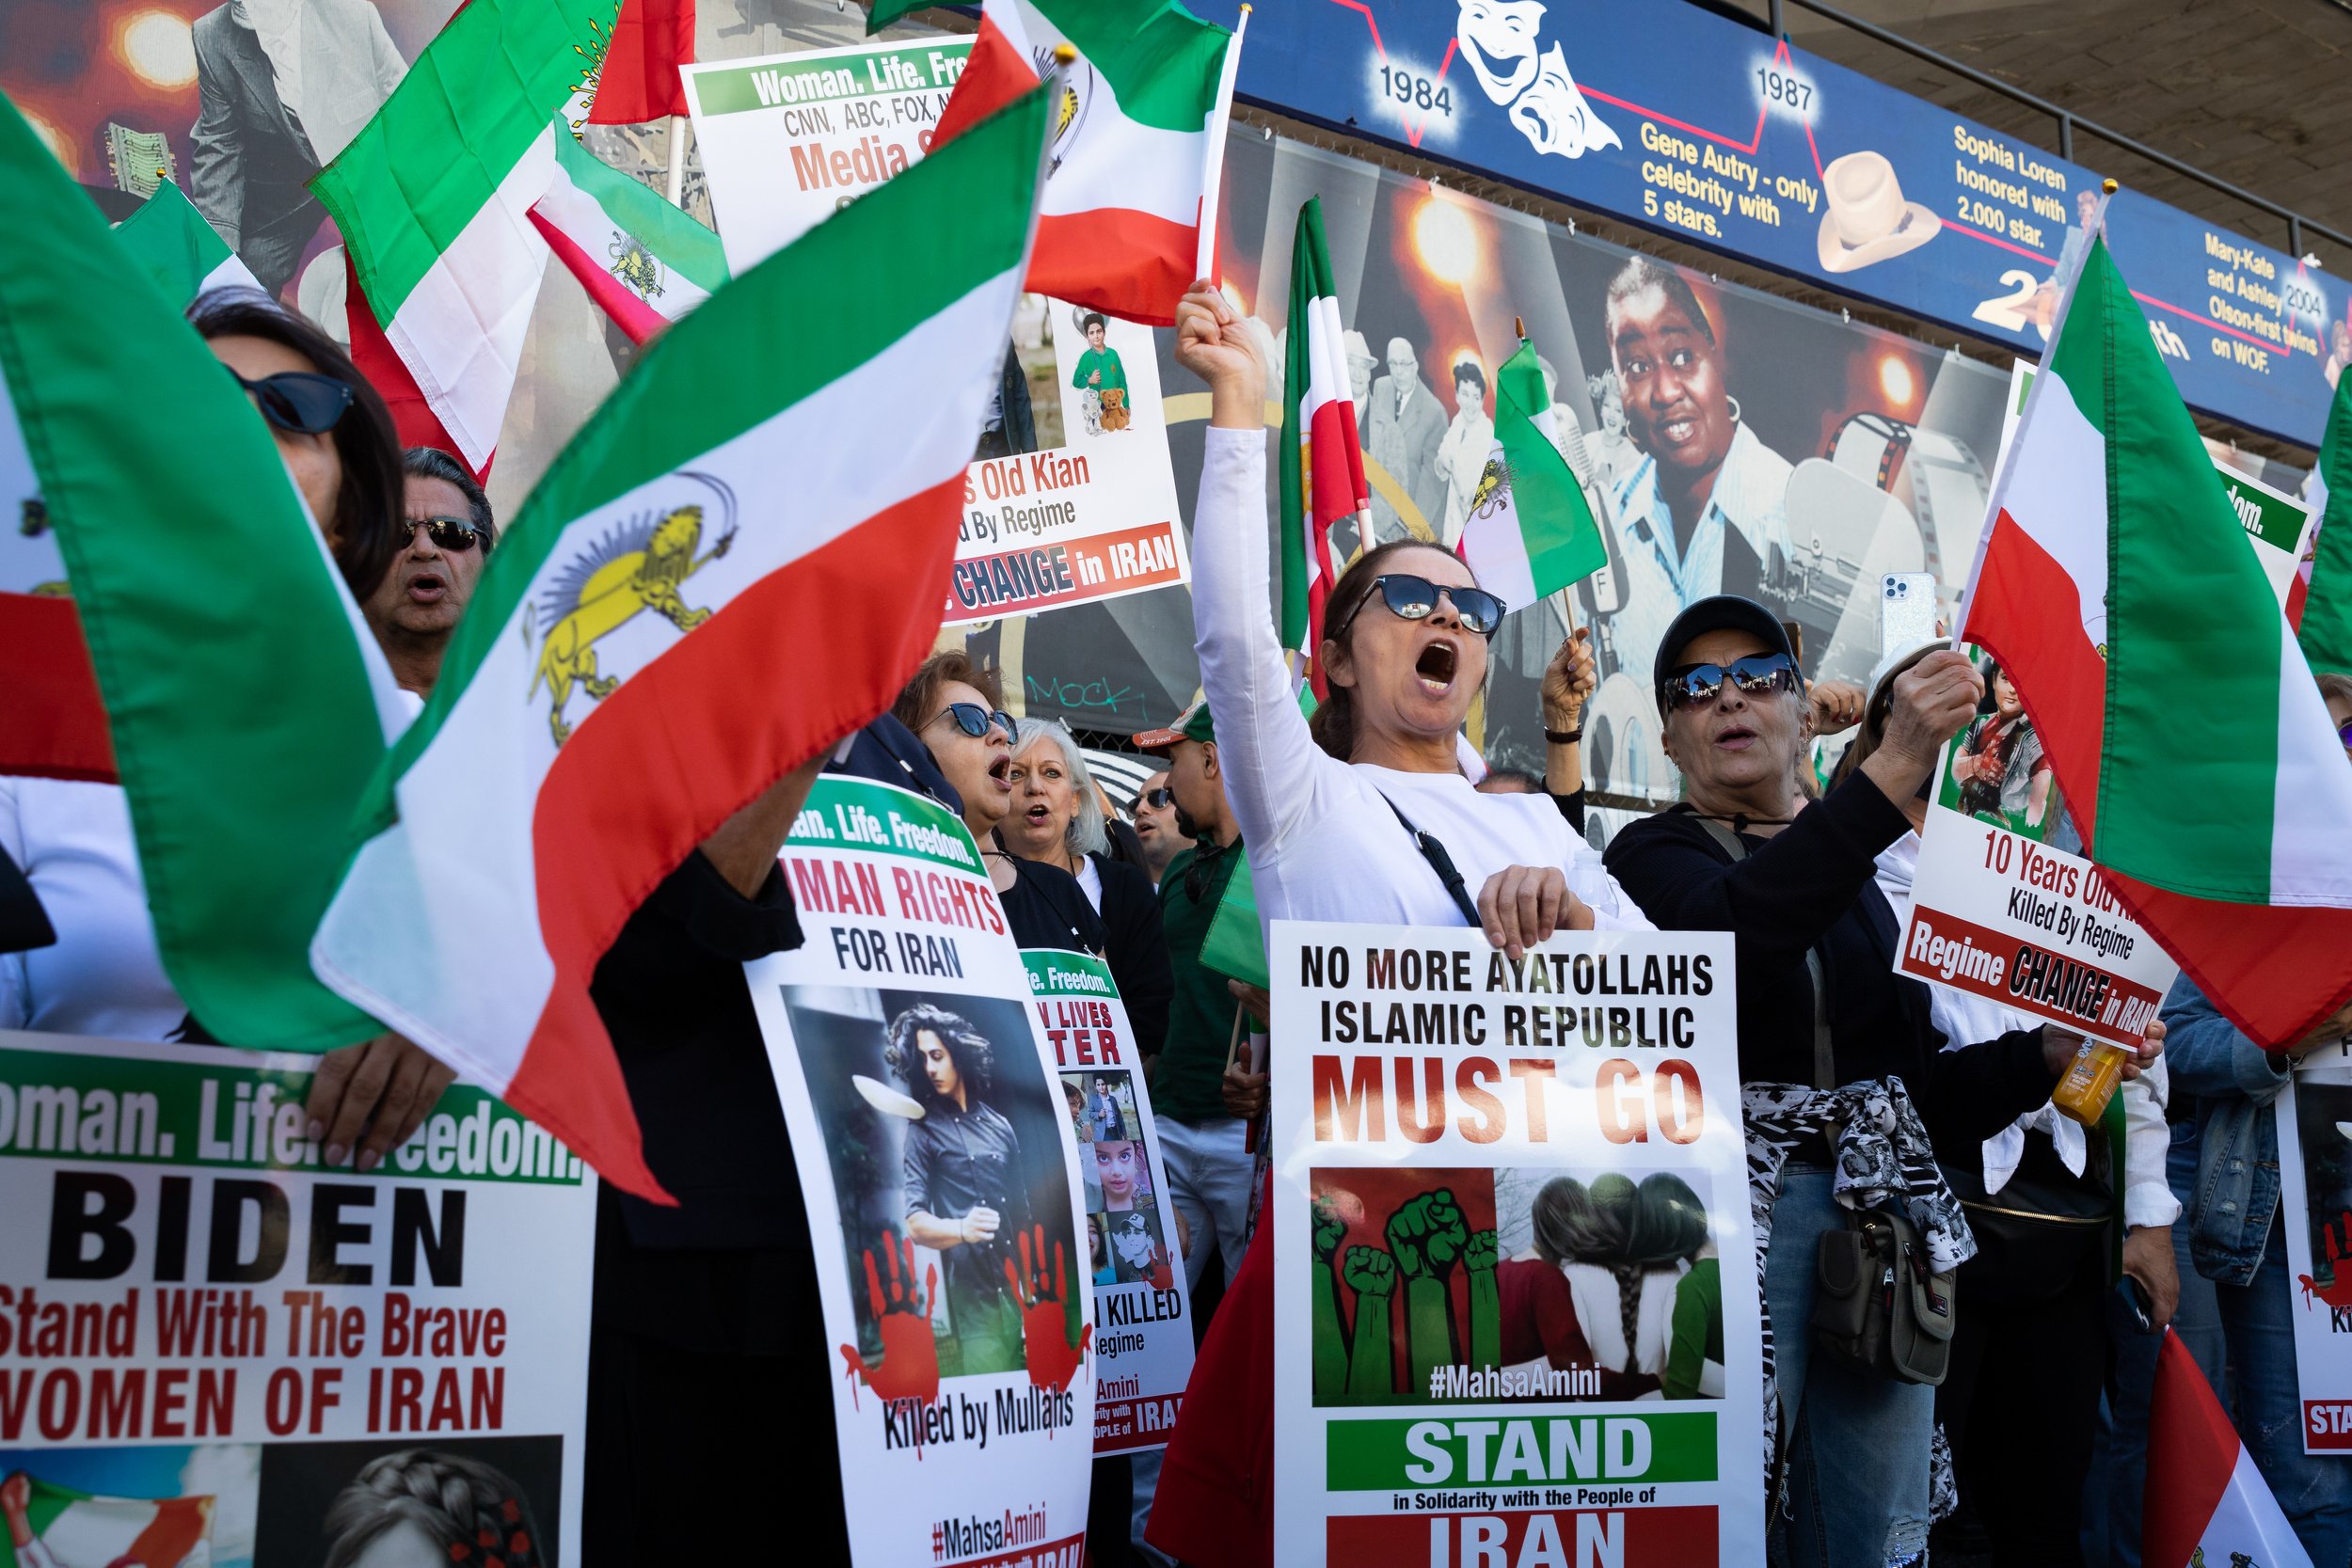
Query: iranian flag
0 340 110 783
2143 1331 2313 1567
530 123 726 345
1957 230 2352 1049
0 1478 213 1568
111 180 261 304
0 92 399 1046
586 0 694 123
2298 370 2352 675
1456 333 1607 615
311 87 1053 1196
872 0 1244 326
312 0 618 473
1279 197 1366 694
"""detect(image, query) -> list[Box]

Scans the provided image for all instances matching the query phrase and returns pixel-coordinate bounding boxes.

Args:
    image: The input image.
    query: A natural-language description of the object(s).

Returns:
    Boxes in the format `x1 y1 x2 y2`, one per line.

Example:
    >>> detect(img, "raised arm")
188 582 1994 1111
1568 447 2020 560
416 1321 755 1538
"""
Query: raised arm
1177 282 1331 858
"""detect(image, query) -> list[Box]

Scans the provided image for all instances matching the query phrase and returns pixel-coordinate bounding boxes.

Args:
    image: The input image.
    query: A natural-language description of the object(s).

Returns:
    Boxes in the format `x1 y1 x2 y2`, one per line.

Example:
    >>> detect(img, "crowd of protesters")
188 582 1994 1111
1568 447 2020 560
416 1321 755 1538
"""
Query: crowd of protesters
6 277 2351 1568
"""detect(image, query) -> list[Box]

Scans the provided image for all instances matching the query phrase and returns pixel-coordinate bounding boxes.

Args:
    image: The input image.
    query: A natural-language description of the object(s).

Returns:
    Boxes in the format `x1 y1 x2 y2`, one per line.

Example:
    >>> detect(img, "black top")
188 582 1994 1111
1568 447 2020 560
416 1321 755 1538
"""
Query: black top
996 851 1111 954
903 1097 1031 1303
1602 774 2055 1152
1089 851 1175 1060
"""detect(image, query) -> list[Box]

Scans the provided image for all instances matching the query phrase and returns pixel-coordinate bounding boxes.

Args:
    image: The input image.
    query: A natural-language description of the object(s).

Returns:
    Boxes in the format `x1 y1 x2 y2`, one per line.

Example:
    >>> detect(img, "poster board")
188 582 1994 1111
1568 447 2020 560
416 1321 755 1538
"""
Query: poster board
2270 1045 2352 1454
0 1031 594 1568
1270 922 1763 1565
748 775 1093 1565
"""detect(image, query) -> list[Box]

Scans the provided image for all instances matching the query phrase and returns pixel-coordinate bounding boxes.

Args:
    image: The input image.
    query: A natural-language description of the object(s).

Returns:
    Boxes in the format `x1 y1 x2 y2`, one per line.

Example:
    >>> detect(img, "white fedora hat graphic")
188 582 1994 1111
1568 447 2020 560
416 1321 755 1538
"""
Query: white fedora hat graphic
1817 150 1942 274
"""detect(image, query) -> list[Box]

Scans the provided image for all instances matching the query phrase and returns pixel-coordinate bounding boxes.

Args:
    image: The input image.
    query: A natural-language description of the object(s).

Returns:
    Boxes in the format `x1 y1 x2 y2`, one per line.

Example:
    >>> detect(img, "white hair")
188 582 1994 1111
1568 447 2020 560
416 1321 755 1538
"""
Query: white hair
1011 718 1109 860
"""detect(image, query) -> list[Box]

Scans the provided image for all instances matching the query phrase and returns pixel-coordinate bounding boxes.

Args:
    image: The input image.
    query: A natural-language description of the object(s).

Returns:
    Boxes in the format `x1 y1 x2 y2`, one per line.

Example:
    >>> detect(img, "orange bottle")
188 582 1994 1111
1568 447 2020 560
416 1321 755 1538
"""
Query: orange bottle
2051 1036 2131 1125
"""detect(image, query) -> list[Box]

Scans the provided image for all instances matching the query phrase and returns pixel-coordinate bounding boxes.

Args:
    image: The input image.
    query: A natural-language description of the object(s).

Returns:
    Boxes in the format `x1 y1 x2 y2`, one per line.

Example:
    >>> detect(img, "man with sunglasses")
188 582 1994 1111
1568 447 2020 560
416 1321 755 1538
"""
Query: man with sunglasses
365 448 498 699
1128 770 1194 886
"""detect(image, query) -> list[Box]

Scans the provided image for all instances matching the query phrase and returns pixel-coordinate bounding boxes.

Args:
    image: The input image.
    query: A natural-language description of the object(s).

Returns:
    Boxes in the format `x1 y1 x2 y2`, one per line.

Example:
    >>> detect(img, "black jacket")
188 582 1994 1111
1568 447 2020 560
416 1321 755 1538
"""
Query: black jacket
1602 776 2055 1153
1089 852 1173 1060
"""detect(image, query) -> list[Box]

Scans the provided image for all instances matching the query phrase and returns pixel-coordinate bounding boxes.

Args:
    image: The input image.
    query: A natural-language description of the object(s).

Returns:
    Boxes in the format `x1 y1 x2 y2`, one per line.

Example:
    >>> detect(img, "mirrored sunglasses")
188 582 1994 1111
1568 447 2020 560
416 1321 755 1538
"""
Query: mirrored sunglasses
1661 652 1802 710
1335 573 1507 641
402 515 492 554
229 368 353 436
1133 786 1174 812
935 702 1017 741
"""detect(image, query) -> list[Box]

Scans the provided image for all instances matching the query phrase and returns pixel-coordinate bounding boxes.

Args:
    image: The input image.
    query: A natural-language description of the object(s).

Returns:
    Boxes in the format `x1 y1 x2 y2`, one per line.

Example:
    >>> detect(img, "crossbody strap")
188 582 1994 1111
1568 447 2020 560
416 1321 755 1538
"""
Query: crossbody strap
1376 795 1484 927
1690 812 1836 1092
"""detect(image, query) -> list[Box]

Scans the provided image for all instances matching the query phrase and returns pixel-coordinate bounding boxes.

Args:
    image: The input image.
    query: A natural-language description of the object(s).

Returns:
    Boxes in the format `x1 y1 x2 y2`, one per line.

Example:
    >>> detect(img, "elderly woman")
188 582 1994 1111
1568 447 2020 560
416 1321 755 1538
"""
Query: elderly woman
1601 597 2160 1568
1003 719 1172 1053
1146 283 1652 1568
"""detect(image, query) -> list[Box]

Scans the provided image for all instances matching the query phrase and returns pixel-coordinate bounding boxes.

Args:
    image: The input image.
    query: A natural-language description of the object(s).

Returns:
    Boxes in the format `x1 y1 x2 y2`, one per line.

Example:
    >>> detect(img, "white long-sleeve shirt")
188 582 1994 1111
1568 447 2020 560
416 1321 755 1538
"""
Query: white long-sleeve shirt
1875 831 2178 1229
0 778 185 1039
1190 426 1650 933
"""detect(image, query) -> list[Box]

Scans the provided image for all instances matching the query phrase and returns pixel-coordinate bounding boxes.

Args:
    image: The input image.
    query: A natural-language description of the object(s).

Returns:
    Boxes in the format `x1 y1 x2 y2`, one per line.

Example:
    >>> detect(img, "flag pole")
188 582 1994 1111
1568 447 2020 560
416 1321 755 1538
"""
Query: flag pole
663 114 688 206
1193 4 1250 284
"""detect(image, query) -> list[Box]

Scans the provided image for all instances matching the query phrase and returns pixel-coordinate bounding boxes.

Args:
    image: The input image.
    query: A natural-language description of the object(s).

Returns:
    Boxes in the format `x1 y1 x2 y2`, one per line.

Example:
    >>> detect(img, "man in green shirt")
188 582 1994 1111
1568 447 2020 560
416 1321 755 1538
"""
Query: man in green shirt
1135 698 1253 1294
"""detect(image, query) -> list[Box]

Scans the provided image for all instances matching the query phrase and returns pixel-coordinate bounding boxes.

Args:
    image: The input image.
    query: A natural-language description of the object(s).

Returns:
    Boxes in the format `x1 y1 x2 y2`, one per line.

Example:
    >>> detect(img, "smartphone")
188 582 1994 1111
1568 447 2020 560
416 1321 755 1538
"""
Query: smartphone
1881 571 1937 651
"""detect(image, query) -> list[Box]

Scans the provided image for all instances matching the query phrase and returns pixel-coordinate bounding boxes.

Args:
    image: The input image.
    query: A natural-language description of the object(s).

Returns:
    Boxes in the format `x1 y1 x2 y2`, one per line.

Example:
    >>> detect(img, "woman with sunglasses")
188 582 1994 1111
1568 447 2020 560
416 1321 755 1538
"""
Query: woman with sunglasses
1600 598 2160 1568
1143 285 1651 1568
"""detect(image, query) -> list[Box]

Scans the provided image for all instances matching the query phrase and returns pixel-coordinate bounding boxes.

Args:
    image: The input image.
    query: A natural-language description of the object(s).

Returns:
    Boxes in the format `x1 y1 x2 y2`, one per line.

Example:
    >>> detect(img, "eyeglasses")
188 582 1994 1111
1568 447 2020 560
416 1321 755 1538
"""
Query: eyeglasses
1332 573 1507 642
1133 786 1174 813
401 515 493 554
228 368 353 436
931 702 1017 742
1660 652 1802 709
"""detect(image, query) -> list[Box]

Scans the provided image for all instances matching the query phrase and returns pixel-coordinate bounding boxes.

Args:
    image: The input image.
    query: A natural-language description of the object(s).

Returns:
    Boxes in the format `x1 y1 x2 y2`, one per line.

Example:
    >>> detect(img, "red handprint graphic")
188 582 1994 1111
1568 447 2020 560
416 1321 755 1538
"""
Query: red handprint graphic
839 1230 942 1418
1005 1224 1090 1403
2299 1212 2352 1313
1145 1238 1176 1293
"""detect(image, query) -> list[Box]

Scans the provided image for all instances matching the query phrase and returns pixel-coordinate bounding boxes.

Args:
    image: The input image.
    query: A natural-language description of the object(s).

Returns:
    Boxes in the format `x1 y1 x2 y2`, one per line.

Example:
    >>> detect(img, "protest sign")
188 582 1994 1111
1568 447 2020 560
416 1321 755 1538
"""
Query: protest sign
684 38 1189 625
1270 922 1763 1565
1894 802 2180 1046
1022 949 1194 1454
2268 1044 2352 1454
0 1031 593 1568
748 775 1093 1566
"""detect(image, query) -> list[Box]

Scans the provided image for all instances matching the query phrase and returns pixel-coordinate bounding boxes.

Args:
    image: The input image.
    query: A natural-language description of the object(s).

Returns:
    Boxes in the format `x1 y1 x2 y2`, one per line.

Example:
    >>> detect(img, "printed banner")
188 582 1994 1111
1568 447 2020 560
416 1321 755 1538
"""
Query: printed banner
2269 1046 2352 1454
0 1031 593 1568
1234 0 2342 449
1270 922 1763 1565
1896 802 2179 1046
1023 950 1195 1454
749 776 1093 1567
684 38 1189 625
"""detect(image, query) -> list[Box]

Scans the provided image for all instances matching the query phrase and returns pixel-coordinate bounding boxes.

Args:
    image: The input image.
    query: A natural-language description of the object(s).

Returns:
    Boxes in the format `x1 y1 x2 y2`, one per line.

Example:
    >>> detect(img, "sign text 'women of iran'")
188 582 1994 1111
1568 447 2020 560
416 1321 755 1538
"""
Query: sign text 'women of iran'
749 776 1093 1567
0 1032 594 1568
1270 922 1763 1566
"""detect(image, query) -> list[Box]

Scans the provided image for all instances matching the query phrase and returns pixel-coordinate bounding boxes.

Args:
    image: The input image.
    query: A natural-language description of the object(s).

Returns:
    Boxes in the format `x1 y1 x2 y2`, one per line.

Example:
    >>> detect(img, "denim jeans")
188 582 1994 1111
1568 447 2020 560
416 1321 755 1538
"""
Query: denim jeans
1157 1116 1254 1292
1766 1168 1936 1568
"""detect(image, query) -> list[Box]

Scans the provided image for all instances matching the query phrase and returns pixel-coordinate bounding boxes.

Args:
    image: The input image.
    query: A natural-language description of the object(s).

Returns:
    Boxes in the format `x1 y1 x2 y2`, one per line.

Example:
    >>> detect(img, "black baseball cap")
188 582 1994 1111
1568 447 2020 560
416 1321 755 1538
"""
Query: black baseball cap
1652 595 1800 715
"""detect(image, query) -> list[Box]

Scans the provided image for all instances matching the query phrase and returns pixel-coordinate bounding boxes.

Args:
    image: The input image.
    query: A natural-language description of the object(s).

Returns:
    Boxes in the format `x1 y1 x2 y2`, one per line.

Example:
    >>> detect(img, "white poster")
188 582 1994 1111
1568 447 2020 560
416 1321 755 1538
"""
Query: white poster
1269 922 1765 1565
2270 1045 2352 1455
749 775 1094 1566
0 1031 595 1568
684 38 1191 624
1023 948 1195 1453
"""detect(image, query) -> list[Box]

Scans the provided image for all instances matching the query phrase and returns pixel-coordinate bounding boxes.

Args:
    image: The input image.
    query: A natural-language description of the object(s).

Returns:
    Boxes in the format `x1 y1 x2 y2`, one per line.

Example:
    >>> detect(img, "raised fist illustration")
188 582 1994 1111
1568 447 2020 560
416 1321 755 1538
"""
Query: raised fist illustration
1387 1189 1469 1280
1465 1229 1499 1275
1343 1245 1396 1300
1313 1195 1347 1261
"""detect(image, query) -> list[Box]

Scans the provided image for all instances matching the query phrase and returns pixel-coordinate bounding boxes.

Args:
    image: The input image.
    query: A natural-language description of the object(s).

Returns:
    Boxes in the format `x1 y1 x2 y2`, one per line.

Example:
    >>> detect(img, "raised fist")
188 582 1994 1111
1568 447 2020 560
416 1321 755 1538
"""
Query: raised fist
1343 1245 1396 1299
1387 1189 1470 1280
1464 1229 1499 1275
1313 1196 1347 1261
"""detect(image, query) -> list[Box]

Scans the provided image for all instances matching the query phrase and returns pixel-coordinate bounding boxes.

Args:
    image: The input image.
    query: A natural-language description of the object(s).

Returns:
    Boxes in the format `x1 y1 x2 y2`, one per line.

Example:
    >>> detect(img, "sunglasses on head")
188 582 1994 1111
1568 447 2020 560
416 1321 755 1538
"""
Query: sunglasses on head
1661 652 1801 710
228 368 353 436
1334 573 1507 641
1134 786 1174 812
933 702 1017 742
401 515 493 554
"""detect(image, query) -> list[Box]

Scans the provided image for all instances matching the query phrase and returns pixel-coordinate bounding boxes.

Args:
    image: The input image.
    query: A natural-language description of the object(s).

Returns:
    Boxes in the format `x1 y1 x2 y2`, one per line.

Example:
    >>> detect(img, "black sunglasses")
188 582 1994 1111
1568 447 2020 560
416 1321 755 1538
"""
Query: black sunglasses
402 515 493 554
1333 573 1507 641
932 702 1017 742
1133 786 1173 813
228 368 353 436
1661 652 1802 710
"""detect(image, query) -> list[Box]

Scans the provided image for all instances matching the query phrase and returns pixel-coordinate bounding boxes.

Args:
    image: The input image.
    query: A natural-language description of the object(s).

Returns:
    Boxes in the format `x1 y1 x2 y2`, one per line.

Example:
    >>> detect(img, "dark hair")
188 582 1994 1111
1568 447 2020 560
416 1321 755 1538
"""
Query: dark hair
186 289 403 597
1310 539 1475 760
1453 360 1486 396
892 650 1005 734
1587 1174 1646 1372
1625 1173 1709 1265
884 1003 995 1106
321 1449 543 1568
2320 671 2352 708
1602 256 1716 350
1529 1175 1622 1266
402 445 497 548
1081 312 1108 334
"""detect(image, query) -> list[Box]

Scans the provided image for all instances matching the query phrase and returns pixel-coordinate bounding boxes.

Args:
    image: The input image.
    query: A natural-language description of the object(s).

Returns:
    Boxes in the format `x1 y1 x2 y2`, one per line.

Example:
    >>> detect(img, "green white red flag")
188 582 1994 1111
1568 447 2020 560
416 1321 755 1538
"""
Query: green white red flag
0 1475 214 1568
2143 1331 2313 1567
874 0 1243 326
530 122 727 344
1455 334 1607 617
1957 231 2352 1049
0 90 399 1047
2297 369 2352 676
311 87 1055 1198
111 179 262 303
312 0 618 472
1279 197 1365 694
585 0 695 123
